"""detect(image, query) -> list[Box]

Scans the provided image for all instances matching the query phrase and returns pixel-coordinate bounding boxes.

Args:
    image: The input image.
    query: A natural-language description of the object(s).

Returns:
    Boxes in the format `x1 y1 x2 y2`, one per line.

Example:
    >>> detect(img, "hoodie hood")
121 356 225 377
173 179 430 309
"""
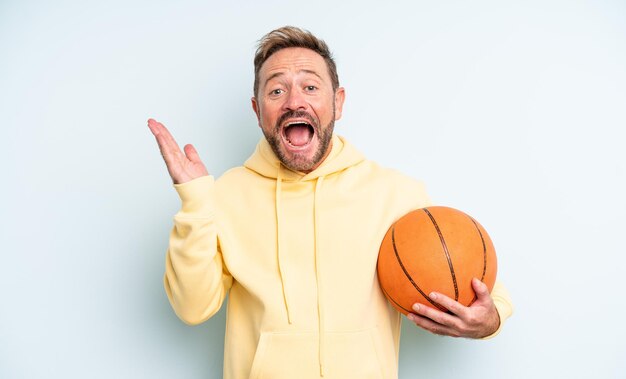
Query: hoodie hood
244 134 365 181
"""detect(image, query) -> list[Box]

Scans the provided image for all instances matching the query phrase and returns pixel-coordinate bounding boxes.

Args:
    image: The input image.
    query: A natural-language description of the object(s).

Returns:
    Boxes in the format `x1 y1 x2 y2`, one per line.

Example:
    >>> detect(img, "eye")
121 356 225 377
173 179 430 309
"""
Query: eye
270 88 284 96
305 85 317 92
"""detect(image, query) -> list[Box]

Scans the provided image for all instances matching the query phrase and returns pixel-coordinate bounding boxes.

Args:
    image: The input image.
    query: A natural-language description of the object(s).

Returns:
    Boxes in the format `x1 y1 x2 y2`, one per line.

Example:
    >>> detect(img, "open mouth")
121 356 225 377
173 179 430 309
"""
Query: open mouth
282 121 315 148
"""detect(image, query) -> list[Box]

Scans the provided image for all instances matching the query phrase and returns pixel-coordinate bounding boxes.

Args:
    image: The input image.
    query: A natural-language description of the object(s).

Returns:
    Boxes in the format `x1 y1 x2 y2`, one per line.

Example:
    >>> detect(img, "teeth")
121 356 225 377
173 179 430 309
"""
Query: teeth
286 121 310 126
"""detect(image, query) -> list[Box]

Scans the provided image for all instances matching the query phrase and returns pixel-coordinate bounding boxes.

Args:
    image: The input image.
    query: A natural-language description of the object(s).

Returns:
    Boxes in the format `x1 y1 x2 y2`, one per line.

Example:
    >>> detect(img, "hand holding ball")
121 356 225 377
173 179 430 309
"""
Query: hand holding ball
377 206 497 315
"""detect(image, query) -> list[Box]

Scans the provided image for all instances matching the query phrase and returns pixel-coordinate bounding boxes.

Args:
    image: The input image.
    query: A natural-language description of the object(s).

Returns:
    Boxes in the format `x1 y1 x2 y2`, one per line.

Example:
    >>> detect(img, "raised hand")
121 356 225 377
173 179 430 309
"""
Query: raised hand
147 118 209 184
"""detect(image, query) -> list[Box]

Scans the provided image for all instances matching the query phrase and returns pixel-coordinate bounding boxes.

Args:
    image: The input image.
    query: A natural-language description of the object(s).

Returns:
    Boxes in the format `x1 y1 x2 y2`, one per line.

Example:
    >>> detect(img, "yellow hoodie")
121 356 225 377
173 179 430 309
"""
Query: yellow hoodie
164 134 513 379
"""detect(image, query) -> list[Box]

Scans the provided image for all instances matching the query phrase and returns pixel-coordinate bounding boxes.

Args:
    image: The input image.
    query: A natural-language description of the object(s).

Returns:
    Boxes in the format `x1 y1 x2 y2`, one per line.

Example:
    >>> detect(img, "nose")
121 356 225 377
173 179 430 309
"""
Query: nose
283 88 307 111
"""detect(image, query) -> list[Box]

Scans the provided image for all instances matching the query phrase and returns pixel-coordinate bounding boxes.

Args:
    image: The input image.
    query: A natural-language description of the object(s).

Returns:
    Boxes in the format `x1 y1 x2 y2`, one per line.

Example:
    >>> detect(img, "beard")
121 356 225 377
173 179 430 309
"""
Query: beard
262 107 335 173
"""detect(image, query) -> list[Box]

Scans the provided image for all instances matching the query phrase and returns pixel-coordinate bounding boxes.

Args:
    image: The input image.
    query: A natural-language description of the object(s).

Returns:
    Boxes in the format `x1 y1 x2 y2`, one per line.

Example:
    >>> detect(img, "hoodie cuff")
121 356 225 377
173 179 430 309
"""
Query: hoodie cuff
173 175 215 217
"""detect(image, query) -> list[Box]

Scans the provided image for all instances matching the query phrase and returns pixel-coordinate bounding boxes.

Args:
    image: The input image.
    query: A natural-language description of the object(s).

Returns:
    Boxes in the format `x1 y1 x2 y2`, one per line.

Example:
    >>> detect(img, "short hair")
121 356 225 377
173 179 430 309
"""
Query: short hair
253 26 339 97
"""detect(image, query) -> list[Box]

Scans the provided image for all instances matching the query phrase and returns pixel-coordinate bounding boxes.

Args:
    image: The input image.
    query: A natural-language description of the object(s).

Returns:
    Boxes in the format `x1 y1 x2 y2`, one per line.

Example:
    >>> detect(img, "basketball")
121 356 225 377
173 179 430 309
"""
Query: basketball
377 206 497 315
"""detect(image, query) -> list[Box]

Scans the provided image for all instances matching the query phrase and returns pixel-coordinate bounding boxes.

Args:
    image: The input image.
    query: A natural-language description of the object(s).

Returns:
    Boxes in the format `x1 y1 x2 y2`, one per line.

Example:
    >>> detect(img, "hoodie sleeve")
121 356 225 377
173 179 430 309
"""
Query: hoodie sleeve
163 175 233 325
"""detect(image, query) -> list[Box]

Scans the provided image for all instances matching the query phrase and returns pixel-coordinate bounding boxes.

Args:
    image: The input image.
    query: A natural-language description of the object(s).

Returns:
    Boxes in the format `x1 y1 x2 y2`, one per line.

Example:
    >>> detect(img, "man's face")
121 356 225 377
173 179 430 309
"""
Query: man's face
252 47 345 173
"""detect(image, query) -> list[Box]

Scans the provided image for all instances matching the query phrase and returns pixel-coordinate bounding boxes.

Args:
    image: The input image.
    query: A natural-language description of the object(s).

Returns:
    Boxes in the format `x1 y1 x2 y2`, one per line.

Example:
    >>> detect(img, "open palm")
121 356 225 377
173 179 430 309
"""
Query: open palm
147 118 209 184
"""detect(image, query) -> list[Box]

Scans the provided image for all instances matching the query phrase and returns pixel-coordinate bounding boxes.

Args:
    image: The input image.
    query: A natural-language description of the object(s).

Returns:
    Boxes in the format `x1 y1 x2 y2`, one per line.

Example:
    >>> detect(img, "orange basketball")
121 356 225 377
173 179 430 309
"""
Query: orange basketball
377 206 497 315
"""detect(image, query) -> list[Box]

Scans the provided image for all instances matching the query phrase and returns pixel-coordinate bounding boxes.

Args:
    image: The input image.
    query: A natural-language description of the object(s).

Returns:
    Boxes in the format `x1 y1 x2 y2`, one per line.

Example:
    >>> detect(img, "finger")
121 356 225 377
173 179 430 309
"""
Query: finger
147 118 161 136
153 132 185 171
411 302 462 328
183 144 202 163
148 119 186 166
472 278 491 302
148 119 184 156
426 292 467 317
407 313 460 337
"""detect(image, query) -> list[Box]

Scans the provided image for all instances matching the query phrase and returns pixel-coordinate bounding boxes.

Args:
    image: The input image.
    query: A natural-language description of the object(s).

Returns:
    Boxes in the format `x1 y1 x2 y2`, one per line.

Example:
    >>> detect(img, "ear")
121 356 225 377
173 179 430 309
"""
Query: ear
251 96 262 127
333 87 346 121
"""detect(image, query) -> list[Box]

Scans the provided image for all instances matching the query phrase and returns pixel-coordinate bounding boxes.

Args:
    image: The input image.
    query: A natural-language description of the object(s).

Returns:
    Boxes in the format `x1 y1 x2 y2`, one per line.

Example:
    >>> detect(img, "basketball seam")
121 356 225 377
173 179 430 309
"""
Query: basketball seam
381 285 412 314
391 225 447 312
470 217 488 282
468 216 488 306
422 208 459 302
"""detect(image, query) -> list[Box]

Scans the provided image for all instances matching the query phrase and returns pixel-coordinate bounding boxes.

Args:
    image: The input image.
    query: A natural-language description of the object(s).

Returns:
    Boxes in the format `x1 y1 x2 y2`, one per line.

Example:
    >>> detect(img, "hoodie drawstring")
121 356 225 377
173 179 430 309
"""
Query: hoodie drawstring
275 166 327 376
275 165 292 324
314 176 326 377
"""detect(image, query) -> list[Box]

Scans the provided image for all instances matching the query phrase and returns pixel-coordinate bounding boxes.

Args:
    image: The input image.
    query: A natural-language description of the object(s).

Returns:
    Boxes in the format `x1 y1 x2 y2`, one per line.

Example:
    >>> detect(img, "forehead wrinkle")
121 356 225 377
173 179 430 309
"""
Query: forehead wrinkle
264 55 320 71
261 49 329 89
263 68 324 89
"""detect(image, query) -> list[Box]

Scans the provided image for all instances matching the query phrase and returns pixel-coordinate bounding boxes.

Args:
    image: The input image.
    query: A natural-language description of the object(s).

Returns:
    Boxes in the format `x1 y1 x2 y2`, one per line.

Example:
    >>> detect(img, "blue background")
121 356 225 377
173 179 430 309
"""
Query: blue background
1 1 625 377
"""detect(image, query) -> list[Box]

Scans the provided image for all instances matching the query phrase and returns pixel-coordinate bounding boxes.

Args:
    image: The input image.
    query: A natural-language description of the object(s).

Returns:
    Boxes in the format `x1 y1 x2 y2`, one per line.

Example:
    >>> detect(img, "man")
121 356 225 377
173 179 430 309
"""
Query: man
148 26 512 379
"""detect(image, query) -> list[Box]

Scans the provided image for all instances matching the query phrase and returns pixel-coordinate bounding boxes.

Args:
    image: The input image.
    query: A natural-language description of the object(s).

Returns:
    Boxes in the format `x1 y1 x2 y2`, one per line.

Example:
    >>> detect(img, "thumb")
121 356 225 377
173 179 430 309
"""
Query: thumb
472 278 491 301
183 144 202 163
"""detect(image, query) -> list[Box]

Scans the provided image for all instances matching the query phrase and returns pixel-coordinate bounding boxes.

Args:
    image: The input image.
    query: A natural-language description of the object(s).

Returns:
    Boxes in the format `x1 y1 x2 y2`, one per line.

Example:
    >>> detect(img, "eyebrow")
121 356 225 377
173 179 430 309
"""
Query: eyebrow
263 69 324 88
